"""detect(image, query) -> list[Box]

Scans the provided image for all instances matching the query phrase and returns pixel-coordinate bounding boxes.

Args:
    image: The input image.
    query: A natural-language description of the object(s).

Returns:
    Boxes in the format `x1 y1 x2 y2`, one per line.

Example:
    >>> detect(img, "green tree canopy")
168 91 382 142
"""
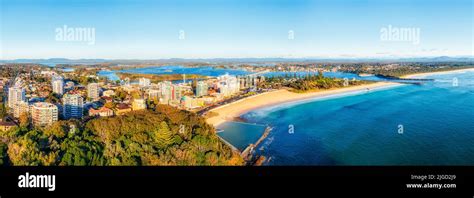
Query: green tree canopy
154 121 174 149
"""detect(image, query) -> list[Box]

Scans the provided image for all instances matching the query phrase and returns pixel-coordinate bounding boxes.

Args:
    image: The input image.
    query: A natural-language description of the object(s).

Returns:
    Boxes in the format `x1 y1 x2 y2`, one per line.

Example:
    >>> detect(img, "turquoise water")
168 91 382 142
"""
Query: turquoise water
217 122 267 150
97 70 121 81
225 71 474 165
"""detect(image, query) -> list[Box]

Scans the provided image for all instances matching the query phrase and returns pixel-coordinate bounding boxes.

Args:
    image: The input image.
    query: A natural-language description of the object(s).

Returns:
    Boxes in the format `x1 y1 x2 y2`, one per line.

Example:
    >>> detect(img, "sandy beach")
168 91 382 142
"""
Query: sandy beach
401 68 474 78
206 67 474 127
206 82 399 126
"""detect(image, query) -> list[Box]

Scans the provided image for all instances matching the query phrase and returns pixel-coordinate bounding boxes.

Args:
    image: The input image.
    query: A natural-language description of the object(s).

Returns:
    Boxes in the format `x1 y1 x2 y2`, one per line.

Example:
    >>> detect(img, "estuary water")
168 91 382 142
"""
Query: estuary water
97 65 383 82
97 65 251 81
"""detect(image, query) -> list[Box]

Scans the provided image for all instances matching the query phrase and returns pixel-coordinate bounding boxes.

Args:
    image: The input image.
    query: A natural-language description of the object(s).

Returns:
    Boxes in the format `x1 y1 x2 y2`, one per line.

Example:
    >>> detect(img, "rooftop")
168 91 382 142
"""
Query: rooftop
0 121 16 126
116 103 131 110
32 102 57 109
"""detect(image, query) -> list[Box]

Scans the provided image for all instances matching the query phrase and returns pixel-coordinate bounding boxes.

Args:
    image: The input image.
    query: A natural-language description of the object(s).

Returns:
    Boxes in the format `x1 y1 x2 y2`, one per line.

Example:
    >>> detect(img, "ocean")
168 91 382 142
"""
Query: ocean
218 70 474 165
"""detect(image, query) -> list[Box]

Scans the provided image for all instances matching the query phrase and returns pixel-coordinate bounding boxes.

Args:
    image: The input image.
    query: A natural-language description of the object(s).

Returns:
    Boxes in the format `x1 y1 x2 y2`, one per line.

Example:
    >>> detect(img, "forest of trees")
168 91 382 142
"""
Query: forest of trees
261 71 370 92
0 105 243 166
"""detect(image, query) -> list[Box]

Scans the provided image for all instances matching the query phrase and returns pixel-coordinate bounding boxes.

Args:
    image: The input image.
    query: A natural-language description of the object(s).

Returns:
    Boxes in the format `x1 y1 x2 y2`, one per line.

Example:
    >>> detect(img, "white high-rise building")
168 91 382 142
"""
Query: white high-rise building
147 89 160 100
62 94 83 119
139 78 151 88
159 81 173 104
52 75 64 95
172 84 183 101
8 86 26 109
87 83 100 101
195 81 208 97
31 102 58 126
13 101 29 118
217 74 240 97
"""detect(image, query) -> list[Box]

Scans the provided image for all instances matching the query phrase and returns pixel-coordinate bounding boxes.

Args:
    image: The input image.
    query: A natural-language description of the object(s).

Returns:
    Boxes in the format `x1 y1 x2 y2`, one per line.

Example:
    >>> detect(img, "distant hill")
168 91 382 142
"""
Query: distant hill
1 56 473 65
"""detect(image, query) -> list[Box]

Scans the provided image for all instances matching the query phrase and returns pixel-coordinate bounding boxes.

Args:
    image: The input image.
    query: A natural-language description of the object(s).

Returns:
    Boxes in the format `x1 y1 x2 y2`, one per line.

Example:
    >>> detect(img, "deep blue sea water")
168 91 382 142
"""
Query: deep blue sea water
219 70 474 165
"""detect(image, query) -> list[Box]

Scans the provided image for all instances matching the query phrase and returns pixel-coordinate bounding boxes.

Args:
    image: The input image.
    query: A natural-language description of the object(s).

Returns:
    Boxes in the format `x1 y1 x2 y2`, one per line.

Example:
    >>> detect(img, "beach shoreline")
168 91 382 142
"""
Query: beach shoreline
206 82 399 127
400 68 474 78
206 67 474 127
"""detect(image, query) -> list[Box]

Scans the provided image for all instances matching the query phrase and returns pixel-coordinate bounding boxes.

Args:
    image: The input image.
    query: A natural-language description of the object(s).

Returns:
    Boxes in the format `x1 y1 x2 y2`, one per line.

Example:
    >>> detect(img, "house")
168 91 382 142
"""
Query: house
89 106 114 117
100 96 113 104
102 90 115 97
132 99 147 111
114 103 132 115
0 120 16 131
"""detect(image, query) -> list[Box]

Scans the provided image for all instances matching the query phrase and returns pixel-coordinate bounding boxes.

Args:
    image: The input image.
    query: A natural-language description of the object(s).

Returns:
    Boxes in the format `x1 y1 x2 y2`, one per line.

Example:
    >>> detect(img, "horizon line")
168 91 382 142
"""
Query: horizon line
1 55 473 62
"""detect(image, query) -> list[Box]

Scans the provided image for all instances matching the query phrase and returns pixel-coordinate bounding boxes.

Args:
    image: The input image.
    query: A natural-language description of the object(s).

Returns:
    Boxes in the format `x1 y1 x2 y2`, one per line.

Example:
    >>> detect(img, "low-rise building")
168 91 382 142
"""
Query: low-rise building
182 96 202 109
100 96 114 104
0 120 16 131
132 99 147 111
89 106 114 117
114 103 132 115
102 90 115 97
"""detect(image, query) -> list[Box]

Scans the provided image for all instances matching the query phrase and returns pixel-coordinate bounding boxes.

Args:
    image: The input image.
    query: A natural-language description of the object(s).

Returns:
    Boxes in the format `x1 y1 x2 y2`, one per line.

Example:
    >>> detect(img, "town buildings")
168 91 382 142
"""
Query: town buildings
87 83 100 101
13 101 29 118
217 74 240 97
8 86 26 109
139 77 151 88
195 81 208 97
31 102 58 126
114 103 132 115
0 120 16 132
132 98 147 110
52 75 64 95
89 106 114 117
62 94 84 119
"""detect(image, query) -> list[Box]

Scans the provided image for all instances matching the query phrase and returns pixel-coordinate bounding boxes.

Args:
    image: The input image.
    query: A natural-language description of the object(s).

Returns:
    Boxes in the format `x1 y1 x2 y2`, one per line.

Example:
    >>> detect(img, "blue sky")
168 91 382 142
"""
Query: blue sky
0 0 472 59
